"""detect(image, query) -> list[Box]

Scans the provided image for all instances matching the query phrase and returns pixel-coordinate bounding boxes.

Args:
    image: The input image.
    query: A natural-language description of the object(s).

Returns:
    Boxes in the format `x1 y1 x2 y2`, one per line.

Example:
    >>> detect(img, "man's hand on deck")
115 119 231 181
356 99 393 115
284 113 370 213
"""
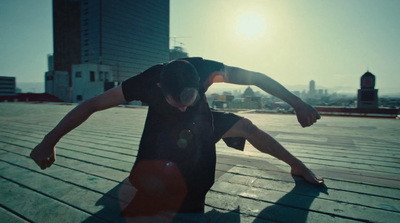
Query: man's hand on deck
30 140 56 170
290 160 324 186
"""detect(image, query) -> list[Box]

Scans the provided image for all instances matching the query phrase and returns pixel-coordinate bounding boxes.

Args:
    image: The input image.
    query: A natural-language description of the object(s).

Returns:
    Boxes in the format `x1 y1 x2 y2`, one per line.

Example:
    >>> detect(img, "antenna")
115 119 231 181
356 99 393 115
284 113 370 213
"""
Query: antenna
170 36 191 48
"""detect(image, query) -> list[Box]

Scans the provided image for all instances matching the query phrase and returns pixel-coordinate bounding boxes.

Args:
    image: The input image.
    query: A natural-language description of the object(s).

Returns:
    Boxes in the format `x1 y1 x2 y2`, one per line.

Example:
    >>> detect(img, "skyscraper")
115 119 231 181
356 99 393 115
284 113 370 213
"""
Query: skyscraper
309 80 316 97
49 0 169 101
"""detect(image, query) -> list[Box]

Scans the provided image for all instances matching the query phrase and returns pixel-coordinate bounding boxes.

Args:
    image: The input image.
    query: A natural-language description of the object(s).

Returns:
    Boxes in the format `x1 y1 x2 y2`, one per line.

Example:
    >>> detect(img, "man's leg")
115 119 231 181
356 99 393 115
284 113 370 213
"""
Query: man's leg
222 118 324 185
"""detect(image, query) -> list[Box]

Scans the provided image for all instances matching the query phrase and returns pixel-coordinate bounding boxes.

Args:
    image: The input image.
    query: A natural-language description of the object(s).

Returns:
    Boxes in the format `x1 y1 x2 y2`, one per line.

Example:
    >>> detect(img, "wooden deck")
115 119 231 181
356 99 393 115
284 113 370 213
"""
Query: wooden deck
0 103 399 222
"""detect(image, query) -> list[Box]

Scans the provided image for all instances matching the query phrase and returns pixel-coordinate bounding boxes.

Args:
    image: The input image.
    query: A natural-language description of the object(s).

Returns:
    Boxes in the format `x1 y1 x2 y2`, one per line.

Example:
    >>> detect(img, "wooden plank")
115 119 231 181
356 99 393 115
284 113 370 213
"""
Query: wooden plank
218 171 400 212
0 206 30 223
0 138 134 172
208 167 400 223
216 151 400 188
284 142 400 162
226 166 400 199
0 142 130 182
0 106 146 136
0 161 126 223
0 151 131 201
206 190 358 222
0 128 139 161
0 178 105 223
0 125 139 152
1 122 142 150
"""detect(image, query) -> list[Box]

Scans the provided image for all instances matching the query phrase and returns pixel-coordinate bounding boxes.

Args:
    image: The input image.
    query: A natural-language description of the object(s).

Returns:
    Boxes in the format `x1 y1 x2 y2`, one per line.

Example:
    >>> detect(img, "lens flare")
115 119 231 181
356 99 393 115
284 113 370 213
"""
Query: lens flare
177 129 193 148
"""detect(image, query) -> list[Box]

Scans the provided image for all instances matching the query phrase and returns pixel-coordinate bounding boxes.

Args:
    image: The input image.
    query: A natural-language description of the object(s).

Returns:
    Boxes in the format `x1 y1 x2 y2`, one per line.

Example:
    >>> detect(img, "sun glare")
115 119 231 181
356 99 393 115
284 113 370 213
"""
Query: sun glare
237 13 265 39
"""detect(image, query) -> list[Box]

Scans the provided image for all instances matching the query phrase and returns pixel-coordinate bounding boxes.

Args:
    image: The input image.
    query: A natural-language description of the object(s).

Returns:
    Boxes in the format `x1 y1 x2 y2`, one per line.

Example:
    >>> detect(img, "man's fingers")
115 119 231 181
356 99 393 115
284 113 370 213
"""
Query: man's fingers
309 170 324 185
47 155 56 168
302 112 320 127
305 171 324 186
31 153 55 170
292 162 324 186
30 142 56 170
301 119 313 128
312 176 324 185
30 152 44 169
34 158 47 170
38 160 47 170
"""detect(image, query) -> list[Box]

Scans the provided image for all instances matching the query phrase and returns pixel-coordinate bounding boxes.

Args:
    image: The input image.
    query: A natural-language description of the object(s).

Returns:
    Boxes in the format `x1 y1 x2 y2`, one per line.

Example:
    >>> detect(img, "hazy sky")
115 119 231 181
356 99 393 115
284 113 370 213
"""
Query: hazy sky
1 0 399 95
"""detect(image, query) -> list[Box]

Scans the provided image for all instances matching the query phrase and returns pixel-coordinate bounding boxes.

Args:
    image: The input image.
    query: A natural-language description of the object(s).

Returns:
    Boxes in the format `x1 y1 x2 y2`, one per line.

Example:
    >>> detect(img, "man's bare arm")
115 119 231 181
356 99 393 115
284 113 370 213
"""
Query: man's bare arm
219 65 323 185
223 65 300 106
222 65 320 127
30 85 126 169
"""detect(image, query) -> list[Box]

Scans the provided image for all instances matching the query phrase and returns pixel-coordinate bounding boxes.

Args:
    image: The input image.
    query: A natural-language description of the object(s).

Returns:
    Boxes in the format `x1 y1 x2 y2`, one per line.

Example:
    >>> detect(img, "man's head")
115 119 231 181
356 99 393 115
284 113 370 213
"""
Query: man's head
158 60 200 112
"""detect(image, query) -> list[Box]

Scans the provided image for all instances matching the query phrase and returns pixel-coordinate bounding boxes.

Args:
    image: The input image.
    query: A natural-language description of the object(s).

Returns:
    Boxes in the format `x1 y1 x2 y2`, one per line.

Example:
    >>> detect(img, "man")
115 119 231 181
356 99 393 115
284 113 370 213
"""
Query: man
30 57 323 217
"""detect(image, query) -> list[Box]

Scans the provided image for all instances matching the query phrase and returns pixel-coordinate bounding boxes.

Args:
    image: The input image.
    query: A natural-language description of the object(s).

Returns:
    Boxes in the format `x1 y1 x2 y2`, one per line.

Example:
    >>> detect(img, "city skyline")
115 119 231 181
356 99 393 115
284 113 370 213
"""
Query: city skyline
1 0 399 96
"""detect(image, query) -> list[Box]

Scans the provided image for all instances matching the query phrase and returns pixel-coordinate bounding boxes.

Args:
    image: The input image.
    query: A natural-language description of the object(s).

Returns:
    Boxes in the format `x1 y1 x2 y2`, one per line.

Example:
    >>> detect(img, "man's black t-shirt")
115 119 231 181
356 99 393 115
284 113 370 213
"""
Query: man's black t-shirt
121 57 225 213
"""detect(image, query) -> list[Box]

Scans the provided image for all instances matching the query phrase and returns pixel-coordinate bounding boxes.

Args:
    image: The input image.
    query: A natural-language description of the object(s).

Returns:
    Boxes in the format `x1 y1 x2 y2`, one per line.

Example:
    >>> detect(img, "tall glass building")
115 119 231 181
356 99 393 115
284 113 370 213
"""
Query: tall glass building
52 0 169 85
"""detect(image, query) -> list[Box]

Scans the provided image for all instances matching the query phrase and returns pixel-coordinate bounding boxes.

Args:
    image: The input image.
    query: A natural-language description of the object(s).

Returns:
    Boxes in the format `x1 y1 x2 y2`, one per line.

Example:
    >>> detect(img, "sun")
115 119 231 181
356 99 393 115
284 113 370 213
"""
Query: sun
236 13 265 39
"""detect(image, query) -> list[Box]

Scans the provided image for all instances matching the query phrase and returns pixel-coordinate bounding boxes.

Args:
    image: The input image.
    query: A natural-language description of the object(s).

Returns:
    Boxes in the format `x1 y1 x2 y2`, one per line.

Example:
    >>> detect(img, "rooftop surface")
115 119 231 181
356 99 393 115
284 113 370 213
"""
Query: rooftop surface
0 103 399 223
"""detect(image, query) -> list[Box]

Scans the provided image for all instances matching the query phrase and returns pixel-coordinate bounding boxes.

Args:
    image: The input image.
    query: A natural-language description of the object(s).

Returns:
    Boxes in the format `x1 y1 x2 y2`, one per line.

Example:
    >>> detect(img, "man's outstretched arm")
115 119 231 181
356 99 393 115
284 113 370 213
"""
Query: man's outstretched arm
30 85 126 169
217 64 323 185
223 65 320 127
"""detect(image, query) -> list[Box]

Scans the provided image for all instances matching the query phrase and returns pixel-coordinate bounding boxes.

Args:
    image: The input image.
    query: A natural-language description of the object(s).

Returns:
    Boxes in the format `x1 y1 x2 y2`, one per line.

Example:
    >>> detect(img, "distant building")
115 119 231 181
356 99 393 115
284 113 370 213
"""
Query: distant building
72 63 114 103
228 98 260 110
47 54 54 71
48 0 170 102
212 87 261 109
0 76 16 96
1 76 63 103
309 80 316 97
242 86 255 98
305 80 327 99
357 71 378 109
240 87 261 108
170 46 188 60
45 71 70 102
211 94 234 109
